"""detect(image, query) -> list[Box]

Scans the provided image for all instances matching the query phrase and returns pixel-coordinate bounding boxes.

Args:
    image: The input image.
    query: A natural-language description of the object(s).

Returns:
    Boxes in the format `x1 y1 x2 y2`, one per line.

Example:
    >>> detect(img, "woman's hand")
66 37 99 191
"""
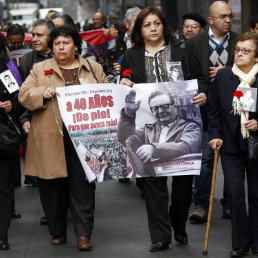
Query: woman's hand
120 78 134 87
113 62 121 75
22 121 31 134
209 138 223 151
0 101 12 112
192 93 207 106
244 119 258 131
43 87 58 99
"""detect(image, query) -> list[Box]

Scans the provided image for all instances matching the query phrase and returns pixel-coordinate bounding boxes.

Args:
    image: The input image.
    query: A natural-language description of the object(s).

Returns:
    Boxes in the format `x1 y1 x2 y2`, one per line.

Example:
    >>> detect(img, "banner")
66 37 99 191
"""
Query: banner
56 80 202 183
9 49 33 65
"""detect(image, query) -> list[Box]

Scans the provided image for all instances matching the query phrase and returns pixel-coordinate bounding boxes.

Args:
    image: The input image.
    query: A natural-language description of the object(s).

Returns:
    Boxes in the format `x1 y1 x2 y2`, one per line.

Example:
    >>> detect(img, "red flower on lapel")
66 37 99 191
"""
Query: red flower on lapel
44 69 54 78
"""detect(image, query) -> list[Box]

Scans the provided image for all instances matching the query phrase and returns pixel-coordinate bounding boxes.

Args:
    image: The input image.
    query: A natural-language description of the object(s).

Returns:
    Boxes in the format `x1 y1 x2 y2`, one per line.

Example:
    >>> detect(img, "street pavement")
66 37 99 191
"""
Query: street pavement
2 159 250 258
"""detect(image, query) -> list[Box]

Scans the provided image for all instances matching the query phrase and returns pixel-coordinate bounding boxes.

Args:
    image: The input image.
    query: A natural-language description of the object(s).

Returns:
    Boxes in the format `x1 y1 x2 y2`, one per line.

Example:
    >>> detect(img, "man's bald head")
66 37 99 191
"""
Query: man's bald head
208 1 231 17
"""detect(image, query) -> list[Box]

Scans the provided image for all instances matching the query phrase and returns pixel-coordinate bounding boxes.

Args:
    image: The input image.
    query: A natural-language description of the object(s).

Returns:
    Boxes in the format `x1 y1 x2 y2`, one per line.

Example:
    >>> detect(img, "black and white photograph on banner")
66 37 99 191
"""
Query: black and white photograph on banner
9 49 33 65
237 87 257 112
0 70 19 94
166 61 184 81
118 80 202 178
56 80 202 183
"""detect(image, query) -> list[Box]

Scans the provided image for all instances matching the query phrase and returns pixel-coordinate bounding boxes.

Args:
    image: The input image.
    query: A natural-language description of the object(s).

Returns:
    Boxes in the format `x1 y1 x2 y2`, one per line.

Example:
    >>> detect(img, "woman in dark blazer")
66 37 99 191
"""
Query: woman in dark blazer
208 32 258 257
120 6 207 252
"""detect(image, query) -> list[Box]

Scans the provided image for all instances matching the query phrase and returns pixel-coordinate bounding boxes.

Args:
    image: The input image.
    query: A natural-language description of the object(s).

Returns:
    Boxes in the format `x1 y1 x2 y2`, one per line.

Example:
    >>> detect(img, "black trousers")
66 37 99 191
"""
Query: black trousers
221 150 258 250
38 133 96 238
137 175 193 244
0 156 15 241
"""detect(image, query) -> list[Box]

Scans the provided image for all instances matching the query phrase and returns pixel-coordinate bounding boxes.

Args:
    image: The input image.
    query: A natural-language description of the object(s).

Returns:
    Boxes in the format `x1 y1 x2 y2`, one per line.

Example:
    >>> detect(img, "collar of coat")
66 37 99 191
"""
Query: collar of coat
48 55 92 79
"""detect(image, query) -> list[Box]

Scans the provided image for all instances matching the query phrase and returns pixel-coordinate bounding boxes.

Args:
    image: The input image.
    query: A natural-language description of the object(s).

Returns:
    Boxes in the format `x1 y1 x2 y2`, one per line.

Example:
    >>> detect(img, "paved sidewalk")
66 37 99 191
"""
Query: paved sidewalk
2 161 239 258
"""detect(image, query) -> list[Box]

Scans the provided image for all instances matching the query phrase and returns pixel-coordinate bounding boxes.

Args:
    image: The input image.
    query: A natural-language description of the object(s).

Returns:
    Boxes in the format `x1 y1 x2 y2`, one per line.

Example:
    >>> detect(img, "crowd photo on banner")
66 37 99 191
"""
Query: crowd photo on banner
1 1 258 257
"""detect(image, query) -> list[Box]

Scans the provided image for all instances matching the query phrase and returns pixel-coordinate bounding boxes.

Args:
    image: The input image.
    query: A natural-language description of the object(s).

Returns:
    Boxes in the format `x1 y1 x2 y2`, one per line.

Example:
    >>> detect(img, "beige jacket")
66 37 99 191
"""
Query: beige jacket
18 56 107 179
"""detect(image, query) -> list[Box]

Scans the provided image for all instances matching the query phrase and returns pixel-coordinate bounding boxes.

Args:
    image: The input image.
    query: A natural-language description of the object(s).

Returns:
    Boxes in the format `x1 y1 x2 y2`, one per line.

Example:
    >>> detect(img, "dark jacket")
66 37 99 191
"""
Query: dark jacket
187 30 239 82
208 67 258 154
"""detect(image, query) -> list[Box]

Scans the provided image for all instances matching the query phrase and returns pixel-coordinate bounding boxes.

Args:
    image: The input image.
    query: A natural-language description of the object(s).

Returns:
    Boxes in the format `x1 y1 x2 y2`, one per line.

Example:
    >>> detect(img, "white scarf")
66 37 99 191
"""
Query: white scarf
232 63 258 138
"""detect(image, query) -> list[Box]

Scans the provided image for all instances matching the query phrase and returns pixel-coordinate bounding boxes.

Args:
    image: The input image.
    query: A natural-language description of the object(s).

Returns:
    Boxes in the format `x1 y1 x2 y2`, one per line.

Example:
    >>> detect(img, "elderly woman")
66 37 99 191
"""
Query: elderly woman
18 26 107 251
120 6 207 252
0 33 24 250
208 32 258 257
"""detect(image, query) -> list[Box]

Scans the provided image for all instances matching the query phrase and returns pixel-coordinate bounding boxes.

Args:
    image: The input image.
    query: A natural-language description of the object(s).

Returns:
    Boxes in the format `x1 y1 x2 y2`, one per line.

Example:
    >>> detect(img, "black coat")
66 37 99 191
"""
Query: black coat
187 30 239 82
208 67 258 154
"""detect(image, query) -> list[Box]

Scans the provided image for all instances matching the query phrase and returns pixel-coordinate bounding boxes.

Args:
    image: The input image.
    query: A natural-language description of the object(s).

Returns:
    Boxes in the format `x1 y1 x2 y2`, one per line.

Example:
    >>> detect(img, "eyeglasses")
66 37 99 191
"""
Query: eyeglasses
212 14 234 20
8 41 24 48
233 47 256 55
183 24 200 29
150 104 173 113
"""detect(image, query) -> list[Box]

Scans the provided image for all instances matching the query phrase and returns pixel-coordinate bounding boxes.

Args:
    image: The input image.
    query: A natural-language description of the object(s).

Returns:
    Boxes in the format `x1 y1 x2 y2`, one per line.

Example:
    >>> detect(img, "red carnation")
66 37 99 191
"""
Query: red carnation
122 69 132 78
44 69 54 78
233 90 243 99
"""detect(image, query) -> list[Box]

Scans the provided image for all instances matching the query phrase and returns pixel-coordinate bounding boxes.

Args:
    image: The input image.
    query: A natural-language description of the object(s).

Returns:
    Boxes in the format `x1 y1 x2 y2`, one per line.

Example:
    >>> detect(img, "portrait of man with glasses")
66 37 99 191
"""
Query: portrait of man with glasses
117 89 202 177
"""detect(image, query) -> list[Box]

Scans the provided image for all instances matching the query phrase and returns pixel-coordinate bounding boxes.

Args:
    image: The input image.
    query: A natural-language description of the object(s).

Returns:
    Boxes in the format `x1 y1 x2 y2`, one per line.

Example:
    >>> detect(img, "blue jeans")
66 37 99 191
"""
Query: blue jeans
192 131 214 211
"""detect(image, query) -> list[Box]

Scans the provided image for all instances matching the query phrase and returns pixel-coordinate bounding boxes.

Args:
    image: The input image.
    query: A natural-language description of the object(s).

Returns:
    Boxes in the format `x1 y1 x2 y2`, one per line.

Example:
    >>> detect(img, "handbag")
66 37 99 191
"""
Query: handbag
0 120 20 157
248 135 258 160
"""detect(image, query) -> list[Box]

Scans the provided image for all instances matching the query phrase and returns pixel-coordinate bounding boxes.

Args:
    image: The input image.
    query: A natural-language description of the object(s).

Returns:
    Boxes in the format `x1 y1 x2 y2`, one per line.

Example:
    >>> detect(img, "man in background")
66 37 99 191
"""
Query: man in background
187 0 239 223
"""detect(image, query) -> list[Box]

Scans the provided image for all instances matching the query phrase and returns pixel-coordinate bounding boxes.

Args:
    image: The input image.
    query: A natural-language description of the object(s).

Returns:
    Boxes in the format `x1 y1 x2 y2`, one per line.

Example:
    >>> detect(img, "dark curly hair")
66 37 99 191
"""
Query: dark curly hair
48 26 82 54
131 6 171 47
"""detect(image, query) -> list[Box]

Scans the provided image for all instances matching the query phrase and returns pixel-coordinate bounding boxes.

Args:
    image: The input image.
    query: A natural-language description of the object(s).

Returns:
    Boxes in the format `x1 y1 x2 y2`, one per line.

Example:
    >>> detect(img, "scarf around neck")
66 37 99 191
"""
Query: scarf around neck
232 63 258 138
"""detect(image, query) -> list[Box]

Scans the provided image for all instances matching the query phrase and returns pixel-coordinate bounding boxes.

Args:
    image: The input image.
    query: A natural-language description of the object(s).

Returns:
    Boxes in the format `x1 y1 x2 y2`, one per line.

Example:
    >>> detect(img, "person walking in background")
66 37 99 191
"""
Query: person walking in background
187 0 239 223
19 19 55 224
6 24 29 51
250 17 258 34
180 12 206 48
208 32 258 257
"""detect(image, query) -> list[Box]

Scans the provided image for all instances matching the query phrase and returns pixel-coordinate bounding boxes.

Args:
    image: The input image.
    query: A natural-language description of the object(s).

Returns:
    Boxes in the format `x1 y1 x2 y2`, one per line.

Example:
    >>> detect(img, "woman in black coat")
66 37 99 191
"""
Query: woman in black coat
120 6 207 252
0 33 24 250
208 32 258 257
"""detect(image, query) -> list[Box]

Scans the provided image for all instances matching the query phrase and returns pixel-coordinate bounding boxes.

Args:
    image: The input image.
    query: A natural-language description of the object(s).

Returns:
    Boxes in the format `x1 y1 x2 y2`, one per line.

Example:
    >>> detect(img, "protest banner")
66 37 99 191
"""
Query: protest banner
56 80 202 183
9 49 33 65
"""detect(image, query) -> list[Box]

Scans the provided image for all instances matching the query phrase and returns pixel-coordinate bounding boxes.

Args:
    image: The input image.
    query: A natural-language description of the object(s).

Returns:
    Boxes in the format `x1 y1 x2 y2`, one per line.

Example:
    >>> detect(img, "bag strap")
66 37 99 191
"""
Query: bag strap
86 59 98 83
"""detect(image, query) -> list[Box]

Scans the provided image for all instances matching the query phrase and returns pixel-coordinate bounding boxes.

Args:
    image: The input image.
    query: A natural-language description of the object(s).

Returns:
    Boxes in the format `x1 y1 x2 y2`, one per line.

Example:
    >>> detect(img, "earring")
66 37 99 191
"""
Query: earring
75 50 78 57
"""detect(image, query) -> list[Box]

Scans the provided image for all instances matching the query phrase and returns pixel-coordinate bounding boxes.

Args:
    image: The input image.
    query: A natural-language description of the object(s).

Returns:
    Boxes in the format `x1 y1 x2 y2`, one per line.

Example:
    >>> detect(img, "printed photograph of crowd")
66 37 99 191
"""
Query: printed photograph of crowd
71 128 127 182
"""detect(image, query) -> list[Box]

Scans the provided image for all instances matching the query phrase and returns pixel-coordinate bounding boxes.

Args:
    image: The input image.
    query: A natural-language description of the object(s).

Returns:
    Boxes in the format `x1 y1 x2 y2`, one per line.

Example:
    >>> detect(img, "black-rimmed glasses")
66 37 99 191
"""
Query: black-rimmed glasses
150 104 173 113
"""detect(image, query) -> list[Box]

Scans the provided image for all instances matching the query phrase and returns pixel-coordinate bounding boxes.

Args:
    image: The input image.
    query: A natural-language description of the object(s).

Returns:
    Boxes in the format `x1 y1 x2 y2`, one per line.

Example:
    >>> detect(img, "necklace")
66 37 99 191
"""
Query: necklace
59 60 78 86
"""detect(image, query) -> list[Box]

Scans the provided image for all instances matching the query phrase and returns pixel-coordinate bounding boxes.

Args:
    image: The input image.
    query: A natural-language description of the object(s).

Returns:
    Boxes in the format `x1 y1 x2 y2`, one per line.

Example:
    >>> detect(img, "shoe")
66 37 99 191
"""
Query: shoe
118 178 130 183
150 242 169 252
174 232 188 245
253 250 258 256
189 208 207 223
77 236 92 251
24 177 38 187
51 235 66 245
12 210 21 219
222 209 231 219
0 241 9 250
230 247 249 257
40 216 48 225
